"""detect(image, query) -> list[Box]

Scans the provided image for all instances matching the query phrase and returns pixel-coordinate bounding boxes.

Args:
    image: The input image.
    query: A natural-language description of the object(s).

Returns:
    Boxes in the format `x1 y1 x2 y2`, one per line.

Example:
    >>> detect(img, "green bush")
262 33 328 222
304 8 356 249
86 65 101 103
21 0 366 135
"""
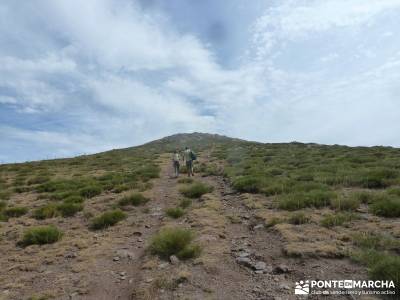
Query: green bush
288 212 310 225
387 187 400 197
57 202 83 217
33 204 59 220
369 256 400 293
4 206 28 218
232 176 262 193
351 191 378 204
89 210 126 230
79 185 102 198
179 182 214 198
320 212 357 228
166 207 185 219
370 197 400 217
19 226 63 246
352 232 399 251
278 191 335 211
149 227 200 260
63 195 84 204
0 201 6 211
330 196 360 211
118 193 149 206
0 191 11 200
178 198 192 209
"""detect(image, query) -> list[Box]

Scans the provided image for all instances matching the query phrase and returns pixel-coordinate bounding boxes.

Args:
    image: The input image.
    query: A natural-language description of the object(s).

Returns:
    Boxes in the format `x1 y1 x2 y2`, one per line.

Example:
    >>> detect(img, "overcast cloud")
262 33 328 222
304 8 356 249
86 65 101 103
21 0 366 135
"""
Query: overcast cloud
1 0 400 163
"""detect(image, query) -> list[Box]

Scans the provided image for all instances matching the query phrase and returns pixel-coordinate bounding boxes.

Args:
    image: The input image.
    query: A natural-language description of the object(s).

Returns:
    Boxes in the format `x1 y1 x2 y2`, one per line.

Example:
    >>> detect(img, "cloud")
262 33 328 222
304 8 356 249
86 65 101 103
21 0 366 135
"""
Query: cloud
1 0 400 163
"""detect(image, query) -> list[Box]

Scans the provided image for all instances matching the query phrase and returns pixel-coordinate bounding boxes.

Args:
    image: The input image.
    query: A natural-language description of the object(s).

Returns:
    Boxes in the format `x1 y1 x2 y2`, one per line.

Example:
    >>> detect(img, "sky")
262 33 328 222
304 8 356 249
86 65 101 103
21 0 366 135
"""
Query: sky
1 0 400 163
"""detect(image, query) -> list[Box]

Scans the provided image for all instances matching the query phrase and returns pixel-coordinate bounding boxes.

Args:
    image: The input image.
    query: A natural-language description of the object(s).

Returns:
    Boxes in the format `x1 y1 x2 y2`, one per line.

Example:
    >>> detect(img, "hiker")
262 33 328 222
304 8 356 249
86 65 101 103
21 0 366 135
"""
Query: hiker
172 149 180 178
183 146 196 177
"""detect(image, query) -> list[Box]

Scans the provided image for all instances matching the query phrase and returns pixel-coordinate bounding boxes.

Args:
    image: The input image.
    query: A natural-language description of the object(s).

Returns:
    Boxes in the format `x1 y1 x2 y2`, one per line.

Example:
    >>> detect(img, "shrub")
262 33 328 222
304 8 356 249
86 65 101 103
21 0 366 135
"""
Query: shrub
4 206 28 218
232 176 262 193
57 202 83 217
320 212 357 228
178 198 192 209
89 210 126 230
19 226 63 246
278 191 335 211
0 201 6 211
288 212 310 225
330 196 360 211
179 182 214 198
112 184 129 193
0 191 11 200
166 207 185 219
352 232 399 251
387 187 400 197
177 178 194 184
63 195 84 204
351 191 377 204
79 185 102 198
33 204 59 220
370 197 400 217
118 193 149 206
27 175 50 185
149 227 200 260
369 256 400 293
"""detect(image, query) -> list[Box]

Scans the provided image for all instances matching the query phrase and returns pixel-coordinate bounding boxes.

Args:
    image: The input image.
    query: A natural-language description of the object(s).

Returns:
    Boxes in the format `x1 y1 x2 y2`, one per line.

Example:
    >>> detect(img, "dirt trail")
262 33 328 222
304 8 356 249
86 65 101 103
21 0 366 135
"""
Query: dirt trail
121 154 374 300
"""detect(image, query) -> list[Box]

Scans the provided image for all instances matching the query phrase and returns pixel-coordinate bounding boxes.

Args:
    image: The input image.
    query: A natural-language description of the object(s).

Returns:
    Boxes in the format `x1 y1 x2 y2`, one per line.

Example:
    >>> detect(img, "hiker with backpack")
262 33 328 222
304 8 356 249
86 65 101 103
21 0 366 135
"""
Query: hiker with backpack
172 149 180 178
183 146 196 177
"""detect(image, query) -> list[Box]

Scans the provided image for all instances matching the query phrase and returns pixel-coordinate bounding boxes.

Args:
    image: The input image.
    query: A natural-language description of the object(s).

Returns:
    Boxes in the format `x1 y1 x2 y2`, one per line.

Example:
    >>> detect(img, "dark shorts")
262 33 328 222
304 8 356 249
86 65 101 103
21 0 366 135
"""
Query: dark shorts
186 160 193 169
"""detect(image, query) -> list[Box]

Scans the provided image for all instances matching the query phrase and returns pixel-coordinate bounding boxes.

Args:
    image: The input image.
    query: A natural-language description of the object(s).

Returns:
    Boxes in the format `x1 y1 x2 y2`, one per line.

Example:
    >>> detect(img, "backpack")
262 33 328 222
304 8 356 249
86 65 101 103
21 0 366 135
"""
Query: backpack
190 151 197 161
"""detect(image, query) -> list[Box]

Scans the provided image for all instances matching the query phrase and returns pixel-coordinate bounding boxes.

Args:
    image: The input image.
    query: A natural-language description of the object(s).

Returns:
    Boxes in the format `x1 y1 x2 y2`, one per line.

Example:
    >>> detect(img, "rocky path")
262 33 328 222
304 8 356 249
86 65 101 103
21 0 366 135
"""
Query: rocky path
125 154 374 300
65 154 375 300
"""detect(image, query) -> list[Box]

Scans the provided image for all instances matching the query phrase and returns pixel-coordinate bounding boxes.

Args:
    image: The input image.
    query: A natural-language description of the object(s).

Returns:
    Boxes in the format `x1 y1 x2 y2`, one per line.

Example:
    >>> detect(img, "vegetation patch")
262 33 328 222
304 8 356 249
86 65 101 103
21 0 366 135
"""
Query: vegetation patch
118 193 149 206
288 212 310 225
370 196 400 217
150 227 201 260
89 209 127 230
178 198 192 209
320 212 358 228
166 207 185 219
4 206 28 218
33 204 59 220
79 185 102 198
179 182 214 198
57 202 83 217
19 226 63 246
330 196 360 211
278 190 336 211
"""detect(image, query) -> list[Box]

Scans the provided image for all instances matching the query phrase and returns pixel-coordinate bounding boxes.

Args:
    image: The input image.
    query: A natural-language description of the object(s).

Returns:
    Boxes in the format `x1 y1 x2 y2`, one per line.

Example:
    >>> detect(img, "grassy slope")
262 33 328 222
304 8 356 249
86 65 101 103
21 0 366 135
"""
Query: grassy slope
0 132 399 290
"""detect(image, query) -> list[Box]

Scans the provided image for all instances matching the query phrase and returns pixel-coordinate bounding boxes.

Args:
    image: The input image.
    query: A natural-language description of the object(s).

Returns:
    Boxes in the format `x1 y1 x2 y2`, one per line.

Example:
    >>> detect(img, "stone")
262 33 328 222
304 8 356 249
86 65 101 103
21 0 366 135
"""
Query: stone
236 257 252 268
115 250 135 260
237 251 250 258
158 263 169 269
253 224 264 230
253 261 266 271
279 283 290 290
170 255 180 265
113 256 120 262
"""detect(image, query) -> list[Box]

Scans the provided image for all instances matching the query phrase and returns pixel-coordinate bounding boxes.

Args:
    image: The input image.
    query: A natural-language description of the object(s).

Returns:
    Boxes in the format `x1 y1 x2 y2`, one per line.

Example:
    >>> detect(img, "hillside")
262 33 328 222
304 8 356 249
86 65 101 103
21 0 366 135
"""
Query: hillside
0 133 399 299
